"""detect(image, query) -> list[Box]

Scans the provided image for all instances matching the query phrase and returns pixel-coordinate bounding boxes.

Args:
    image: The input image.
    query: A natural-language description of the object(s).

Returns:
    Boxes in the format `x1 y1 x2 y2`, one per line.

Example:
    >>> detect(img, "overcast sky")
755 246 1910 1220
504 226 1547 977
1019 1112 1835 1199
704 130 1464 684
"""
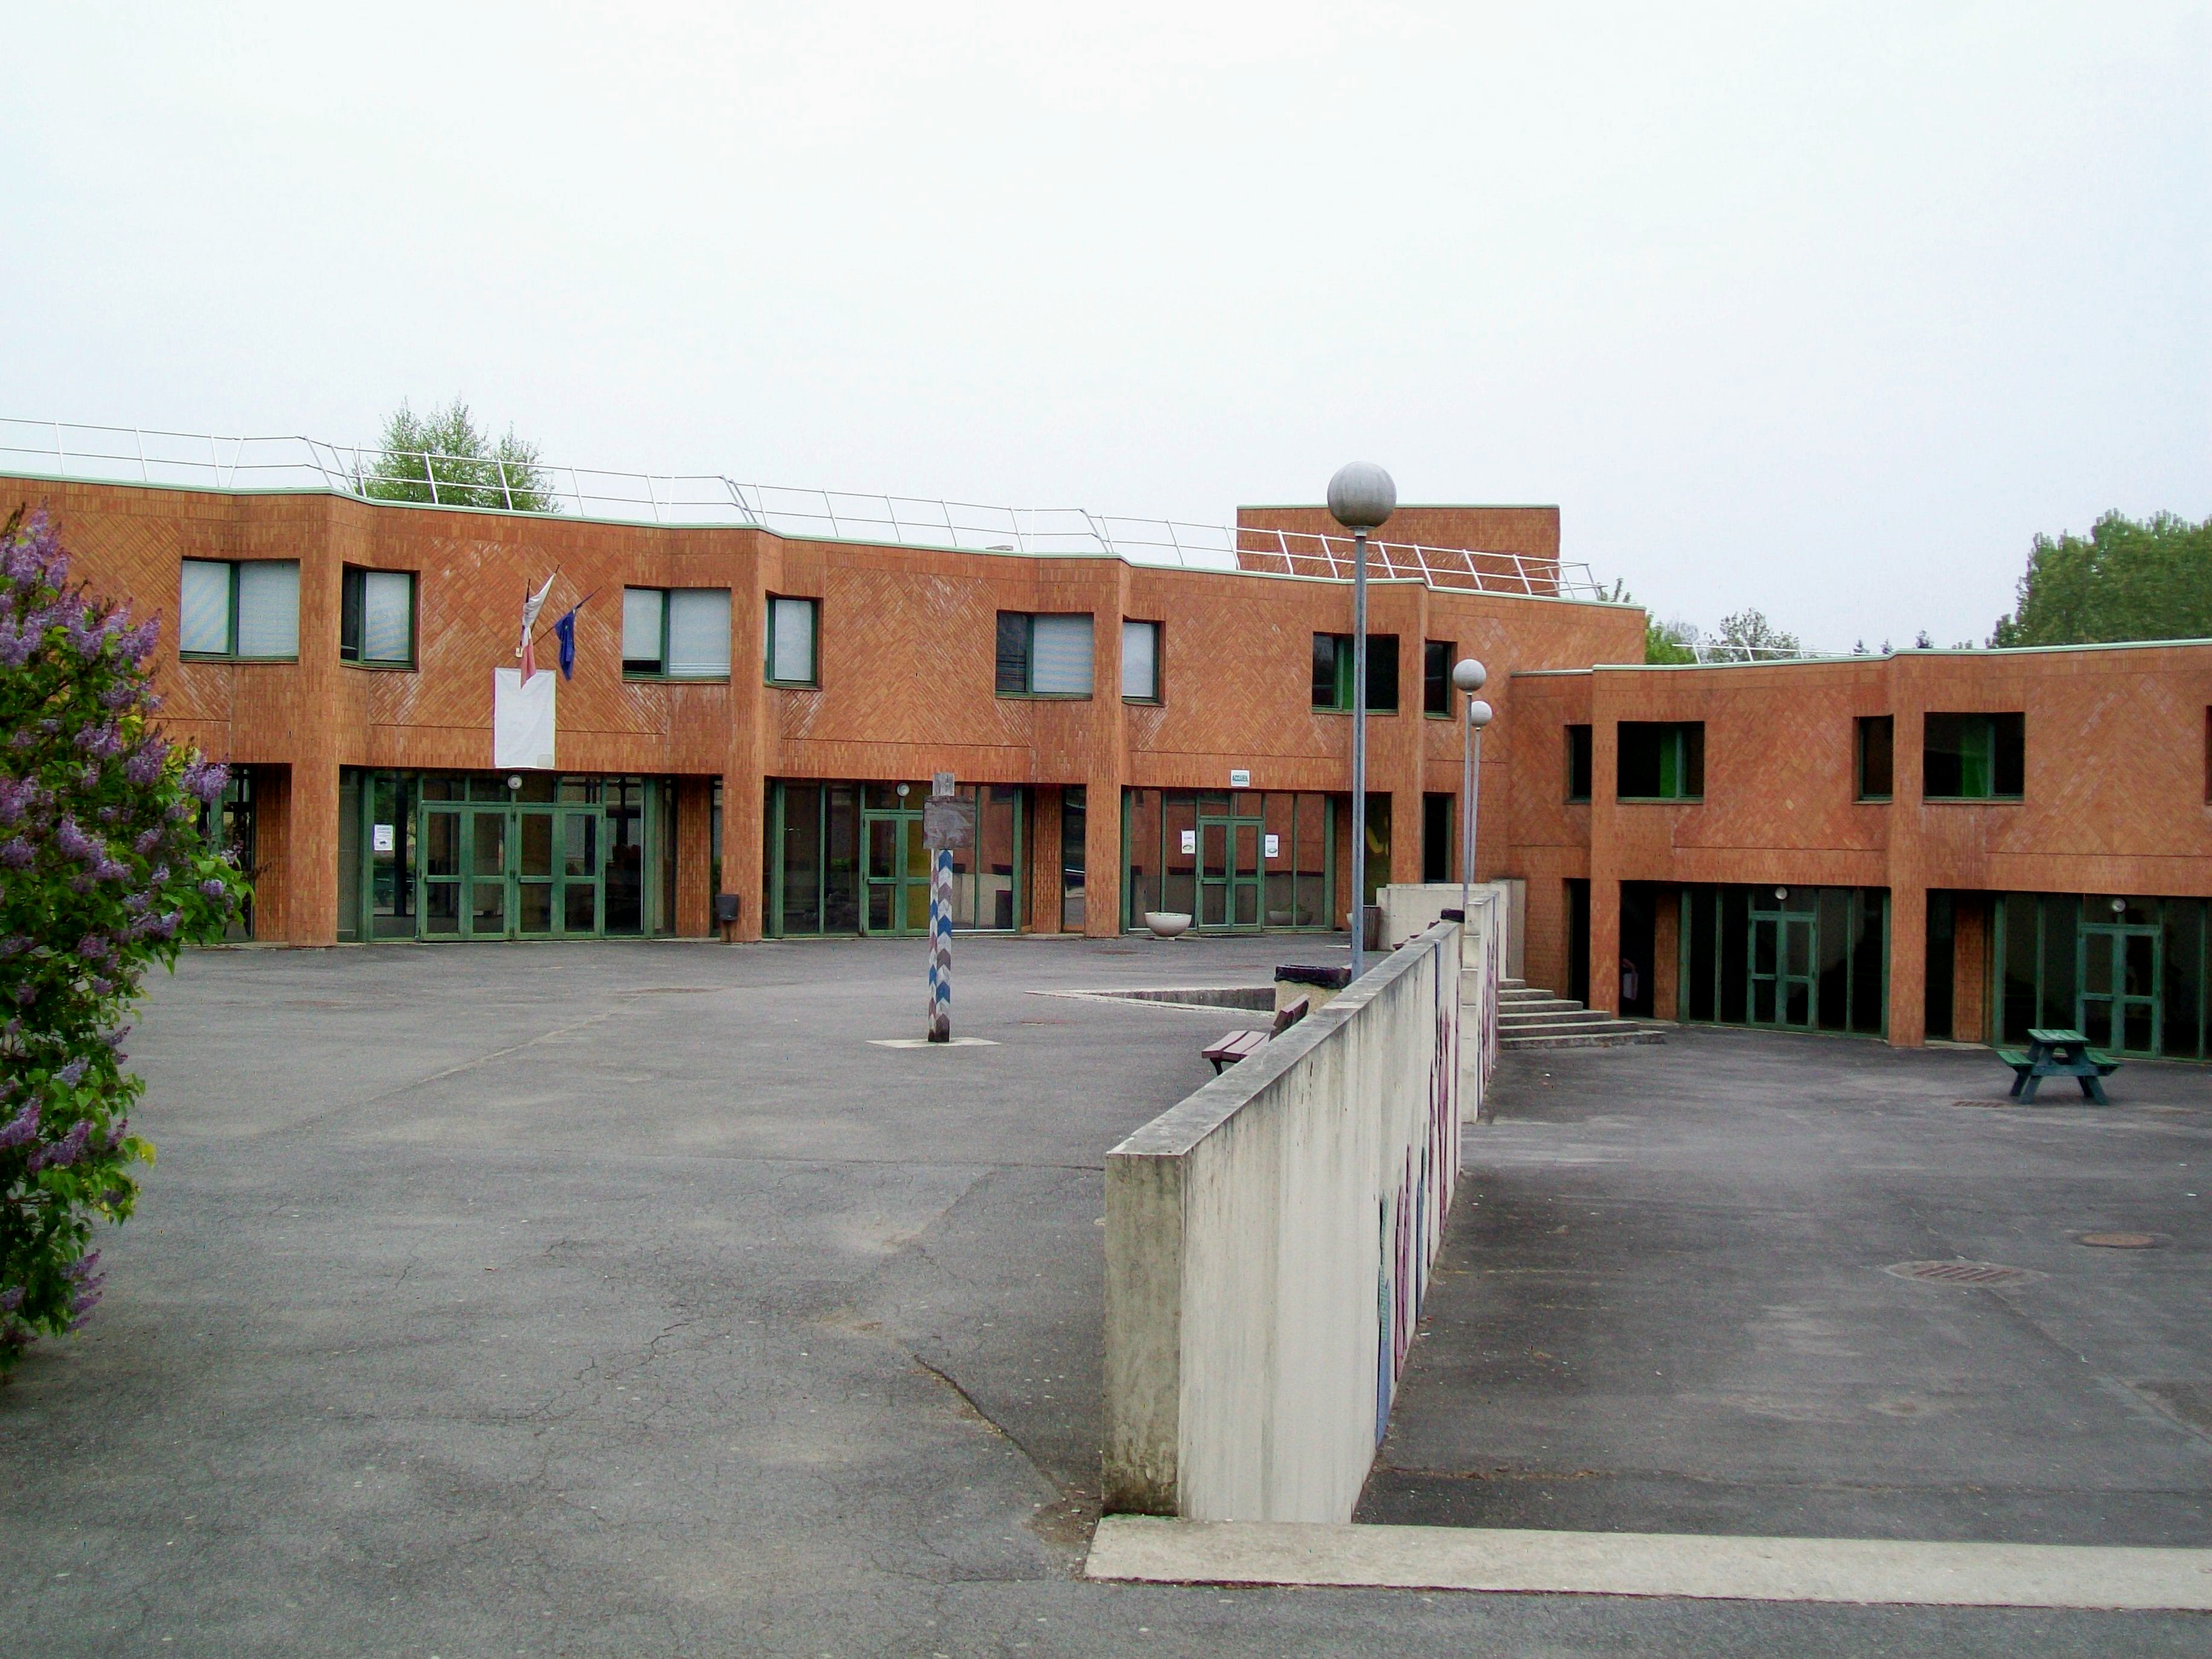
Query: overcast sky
6 2 2206 650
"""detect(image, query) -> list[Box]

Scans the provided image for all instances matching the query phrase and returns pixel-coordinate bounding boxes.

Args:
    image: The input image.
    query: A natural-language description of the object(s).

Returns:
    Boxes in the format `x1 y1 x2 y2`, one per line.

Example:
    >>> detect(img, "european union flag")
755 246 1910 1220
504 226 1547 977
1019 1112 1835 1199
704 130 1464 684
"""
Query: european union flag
553 608 578 680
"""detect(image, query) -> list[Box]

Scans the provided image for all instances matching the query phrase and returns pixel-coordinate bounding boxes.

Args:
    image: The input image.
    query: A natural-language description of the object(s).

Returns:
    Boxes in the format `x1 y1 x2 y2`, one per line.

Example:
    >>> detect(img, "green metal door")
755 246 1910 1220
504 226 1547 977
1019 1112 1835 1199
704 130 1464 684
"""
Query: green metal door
1750 910 1817 1029
417 802 603 940
1195 799 1263 929
2079 924 2159 1054
863 807 930 935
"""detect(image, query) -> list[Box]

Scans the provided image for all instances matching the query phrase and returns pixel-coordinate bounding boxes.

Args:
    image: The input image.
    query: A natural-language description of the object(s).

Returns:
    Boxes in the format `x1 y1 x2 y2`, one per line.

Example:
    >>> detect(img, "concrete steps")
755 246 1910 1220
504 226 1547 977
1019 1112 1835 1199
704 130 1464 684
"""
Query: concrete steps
1492 982 1665 1051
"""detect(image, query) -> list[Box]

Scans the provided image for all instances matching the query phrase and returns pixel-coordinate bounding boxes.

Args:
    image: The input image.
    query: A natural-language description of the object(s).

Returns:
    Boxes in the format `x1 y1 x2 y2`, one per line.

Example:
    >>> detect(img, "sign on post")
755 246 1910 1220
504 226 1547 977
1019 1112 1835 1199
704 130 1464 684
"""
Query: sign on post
922 797 977 850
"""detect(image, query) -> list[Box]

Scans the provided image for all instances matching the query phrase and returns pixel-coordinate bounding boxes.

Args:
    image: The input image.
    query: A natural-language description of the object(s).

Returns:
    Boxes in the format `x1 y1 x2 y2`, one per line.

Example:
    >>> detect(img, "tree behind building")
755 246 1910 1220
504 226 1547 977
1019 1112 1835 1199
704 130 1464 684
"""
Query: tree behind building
358 399 560 513
1991 511 2212 647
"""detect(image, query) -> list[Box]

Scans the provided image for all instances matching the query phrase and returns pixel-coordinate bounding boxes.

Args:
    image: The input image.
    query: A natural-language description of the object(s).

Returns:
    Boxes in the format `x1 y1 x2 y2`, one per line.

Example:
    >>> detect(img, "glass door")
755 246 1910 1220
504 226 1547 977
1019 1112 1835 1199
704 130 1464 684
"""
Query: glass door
468 809 508 938
863 803 929 935
1750 908 1817 1029
559 809 601 934
1195 795 1264 929
418 802 603 940
421 804 465 937
2079 923 2159 1053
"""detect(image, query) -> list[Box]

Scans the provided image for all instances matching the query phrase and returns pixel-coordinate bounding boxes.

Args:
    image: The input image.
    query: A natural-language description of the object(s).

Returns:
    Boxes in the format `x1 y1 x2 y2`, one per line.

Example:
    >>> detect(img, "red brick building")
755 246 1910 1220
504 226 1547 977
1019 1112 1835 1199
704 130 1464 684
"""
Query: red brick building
10 462 2209 1061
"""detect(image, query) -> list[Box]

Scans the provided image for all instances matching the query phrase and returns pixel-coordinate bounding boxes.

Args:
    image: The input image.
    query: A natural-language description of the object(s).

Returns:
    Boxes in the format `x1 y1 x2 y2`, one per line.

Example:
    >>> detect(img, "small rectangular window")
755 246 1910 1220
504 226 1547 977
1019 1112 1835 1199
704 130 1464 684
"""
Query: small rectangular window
1923 712 2023 799
1856 715 1894 800
994 612 1094 696
1617 721 1704 800
178 558 298 660
1424 641 1452 716
340 567 416 666
622 587 666 674
1311 633 1398 712
1566 724 1593 802
767 596 819 685
1122 619 1160 701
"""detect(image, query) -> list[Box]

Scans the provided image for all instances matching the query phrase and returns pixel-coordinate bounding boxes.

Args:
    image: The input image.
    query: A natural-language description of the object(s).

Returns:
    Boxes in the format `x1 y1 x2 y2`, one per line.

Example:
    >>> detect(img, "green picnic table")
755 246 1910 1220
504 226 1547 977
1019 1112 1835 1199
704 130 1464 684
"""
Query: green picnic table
1997 1028 2121 1104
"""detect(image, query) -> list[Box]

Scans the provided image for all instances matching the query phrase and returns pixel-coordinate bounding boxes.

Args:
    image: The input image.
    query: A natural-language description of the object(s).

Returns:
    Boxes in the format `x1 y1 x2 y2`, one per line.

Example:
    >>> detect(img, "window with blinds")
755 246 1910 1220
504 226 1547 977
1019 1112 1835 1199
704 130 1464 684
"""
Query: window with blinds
622 586 730 679
995 612 1093 697
1121 619 1159 701
178 559 298 659
767 596 818 685
341 567 415 666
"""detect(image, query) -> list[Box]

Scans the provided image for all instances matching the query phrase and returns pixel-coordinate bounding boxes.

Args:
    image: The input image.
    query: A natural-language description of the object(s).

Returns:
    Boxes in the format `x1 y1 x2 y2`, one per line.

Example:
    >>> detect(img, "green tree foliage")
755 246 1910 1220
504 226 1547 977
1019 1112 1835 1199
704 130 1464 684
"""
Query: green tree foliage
0 508 246 1374
1644 618 1699 664
1990 511 2212 646
357 398 561 513
1707 608 1803 660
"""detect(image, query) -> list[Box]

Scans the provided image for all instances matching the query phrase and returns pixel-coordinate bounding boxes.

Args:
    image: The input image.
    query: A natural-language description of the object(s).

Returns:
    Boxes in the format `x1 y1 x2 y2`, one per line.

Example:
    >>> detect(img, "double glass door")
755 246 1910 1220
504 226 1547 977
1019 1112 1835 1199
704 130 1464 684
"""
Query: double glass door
1750 909 1817 1029
2080 923 2159 1053
420 804 603 939
1196 799 1264 929
863 804 931 934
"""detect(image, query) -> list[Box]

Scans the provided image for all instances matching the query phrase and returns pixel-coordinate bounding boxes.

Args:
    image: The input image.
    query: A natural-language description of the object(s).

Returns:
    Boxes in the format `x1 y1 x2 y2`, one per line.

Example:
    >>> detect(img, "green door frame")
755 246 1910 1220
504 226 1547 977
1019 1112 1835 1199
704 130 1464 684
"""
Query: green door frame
861 802 930 936
415 801 606 941
1194 798 1264 929
2078 921 2160 1054
1748 905 1818 1029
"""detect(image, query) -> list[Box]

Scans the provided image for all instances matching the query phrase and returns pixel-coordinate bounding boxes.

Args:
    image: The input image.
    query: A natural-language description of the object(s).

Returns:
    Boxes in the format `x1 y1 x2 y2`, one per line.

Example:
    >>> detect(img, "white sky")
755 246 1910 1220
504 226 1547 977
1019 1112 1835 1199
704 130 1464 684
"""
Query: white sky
5 1 2207 650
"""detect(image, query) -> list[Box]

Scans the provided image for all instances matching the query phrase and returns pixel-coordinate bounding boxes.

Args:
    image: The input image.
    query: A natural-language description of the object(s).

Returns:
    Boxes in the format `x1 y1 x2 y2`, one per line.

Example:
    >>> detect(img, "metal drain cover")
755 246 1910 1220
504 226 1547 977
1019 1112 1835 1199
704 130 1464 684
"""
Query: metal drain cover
1884 1260 2045 1287
2077 1231 2160 1250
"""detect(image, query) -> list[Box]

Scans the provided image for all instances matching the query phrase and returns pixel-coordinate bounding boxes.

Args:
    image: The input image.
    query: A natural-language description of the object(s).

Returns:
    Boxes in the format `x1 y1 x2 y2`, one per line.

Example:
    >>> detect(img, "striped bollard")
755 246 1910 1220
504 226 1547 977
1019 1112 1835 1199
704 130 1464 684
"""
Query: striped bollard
927 846 954 1042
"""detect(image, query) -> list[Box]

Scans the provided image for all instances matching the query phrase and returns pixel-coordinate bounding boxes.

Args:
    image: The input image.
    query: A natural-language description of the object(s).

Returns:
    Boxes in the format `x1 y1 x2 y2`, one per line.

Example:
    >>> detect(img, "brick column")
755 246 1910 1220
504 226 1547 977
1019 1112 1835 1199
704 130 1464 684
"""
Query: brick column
723 537 768 942
676 778 714 936
1652 889 1680 1020
1029 787 1063 932
1084 576 1129 937
1886 656 1926 1044
1952 896 1989 1043
287 505 346 944
1586 677 1621 1014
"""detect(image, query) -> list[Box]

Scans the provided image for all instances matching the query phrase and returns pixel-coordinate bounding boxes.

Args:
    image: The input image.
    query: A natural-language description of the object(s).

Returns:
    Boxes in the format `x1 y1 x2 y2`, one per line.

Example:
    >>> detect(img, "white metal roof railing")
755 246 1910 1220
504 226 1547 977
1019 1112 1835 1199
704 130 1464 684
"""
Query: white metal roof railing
0 417 1611 601
1688 644 1827 663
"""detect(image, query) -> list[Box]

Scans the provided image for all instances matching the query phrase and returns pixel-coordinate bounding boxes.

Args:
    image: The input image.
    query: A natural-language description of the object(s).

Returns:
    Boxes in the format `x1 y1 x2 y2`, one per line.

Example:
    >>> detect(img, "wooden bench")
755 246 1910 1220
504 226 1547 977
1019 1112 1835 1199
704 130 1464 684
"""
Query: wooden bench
1203 997 1309 1074
2001 1029 2122 1104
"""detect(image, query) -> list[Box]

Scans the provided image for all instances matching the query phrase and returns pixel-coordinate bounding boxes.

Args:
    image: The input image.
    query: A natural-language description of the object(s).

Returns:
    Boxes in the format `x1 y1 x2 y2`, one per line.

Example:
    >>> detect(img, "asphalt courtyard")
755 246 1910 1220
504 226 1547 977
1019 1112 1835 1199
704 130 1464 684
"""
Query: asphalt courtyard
3 937 2207 1655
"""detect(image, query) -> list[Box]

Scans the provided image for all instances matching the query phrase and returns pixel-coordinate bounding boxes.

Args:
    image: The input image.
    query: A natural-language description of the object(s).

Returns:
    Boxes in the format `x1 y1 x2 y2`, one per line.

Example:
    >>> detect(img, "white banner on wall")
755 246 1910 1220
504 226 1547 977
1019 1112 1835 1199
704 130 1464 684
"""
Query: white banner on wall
493 668 557 771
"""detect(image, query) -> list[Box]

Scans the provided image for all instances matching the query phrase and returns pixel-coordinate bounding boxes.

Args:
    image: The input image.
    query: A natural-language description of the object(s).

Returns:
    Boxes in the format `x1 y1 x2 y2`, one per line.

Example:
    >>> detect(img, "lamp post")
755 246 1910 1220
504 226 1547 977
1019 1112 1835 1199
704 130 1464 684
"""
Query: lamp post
1453 660 1490 919
1328 462 1396 980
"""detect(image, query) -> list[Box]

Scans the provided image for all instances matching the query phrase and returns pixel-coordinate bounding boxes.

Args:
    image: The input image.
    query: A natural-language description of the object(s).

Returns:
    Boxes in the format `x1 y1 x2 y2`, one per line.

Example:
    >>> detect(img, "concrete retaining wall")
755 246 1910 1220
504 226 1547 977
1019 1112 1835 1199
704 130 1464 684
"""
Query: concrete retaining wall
1379 879 1524 979
1103 912 1492 1523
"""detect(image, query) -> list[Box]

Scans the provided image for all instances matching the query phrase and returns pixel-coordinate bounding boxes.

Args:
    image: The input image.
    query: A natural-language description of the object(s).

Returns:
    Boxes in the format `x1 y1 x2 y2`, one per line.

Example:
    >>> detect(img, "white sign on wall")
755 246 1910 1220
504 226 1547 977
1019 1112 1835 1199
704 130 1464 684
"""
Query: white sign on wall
1229 769 1252 788
1264 833 1280 859
372 823 395 854
1180 829 1198 855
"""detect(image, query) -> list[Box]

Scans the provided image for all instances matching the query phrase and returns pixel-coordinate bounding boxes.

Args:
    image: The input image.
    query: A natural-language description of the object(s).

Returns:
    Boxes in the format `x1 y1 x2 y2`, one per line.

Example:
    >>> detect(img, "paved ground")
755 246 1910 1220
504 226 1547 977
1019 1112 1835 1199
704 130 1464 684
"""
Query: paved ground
1364 1026 2212 1555
5 942 2207 1656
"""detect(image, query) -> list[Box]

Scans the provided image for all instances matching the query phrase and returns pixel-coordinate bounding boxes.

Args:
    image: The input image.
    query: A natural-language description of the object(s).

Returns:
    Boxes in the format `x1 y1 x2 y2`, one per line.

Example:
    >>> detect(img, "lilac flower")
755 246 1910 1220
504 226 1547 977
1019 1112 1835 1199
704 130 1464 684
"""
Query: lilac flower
77 935 110 962
0 1288 19 1314
56 1058 87 1088
35 1119 92 1170
89 977 114 996
149 865 170 884
0 778 31 828
0 934 27 956
0 839 29 869
8 728 36 749
93 856 130 882
14 985 36 1005
180 758 229 804
198 878 227 900
134 826 164 854
0 1101 39 1147
125 749 165 786
53 817 97 862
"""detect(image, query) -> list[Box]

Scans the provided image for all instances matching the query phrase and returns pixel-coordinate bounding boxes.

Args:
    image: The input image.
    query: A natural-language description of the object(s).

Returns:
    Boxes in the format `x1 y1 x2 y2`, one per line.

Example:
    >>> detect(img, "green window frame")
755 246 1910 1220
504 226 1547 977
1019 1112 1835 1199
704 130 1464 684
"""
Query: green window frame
1120 619 1161 703
1923 712 2023 801
622 587 732 680
1616 721 1704 801
766 595 820 687
178 558 300 662
1422 641 1452 716
995 612 1095 698
340 566 417 668
1311 633 1399 713
1856 715 1894 801
1565 724 1593 802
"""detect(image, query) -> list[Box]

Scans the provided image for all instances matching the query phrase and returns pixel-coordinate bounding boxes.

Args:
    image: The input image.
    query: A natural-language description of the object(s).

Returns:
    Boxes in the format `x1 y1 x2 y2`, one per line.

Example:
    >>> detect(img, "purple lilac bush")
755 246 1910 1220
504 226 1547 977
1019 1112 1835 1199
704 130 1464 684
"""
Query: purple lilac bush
0 507 243 1375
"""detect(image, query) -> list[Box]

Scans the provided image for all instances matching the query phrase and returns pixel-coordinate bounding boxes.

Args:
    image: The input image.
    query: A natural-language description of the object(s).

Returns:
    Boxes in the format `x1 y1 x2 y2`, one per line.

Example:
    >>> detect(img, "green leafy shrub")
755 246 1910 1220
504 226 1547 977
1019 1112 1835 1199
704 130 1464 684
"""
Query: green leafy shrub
0 507 245 1375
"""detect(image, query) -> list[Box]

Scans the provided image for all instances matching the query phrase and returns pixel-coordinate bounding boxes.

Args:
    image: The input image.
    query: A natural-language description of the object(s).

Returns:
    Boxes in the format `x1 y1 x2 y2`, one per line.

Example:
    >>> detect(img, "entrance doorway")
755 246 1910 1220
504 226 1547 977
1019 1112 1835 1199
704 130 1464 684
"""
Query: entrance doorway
2080 920 2160 1054
1750 897 1818 1029
419 802 604 939
1195 794 1264 929
862 791 931 935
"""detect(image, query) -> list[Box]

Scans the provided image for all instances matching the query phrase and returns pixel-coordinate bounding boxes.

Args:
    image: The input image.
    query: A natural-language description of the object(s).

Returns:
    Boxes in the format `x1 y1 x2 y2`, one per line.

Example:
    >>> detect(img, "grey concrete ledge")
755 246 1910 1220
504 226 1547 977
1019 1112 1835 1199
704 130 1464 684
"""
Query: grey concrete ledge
1085 1517 2212 1610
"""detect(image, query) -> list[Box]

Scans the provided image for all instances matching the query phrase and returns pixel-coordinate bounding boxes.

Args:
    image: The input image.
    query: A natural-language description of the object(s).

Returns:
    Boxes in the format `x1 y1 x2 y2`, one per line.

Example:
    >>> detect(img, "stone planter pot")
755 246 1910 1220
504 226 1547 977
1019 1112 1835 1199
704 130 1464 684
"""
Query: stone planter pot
1143 911 1193 939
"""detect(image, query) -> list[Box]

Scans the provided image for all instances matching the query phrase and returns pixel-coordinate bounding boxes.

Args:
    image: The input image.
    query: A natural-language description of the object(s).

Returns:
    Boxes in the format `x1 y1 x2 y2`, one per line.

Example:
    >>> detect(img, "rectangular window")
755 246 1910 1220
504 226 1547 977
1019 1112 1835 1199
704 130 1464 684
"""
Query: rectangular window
1856 715 1893 800
177 558 299 660
340 566 416 666
1617 721 1704 800
994 612 1094 696
1421 791 1453 883
1923 712 2024 800
622 587 730 679
1566 724 1593 802
1423 641 1452 716
766 595 818 685
1311 633 1398 712
1121 619 1160 701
